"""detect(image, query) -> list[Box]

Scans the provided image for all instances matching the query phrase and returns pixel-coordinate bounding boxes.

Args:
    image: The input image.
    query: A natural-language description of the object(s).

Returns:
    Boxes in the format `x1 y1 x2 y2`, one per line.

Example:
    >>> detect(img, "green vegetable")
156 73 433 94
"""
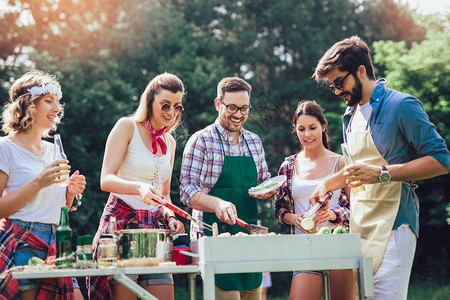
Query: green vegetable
333 226 348 234
301 218 315 231
264 181 278 189
28 256 45 266
317 227 331 234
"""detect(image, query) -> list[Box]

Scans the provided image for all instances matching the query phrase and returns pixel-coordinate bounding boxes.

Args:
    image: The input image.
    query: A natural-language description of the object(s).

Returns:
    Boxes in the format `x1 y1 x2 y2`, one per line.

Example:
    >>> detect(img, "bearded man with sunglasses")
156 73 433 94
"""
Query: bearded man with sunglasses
311 35 449 299
180 77 274 300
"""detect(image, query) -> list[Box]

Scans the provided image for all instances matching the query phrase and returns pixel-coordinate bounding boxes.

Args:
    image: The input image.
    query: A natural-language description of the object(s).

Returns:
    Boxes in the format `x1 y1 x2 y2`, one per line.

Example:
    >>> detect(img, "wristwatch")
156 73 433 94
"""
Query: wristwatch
378 166 391 183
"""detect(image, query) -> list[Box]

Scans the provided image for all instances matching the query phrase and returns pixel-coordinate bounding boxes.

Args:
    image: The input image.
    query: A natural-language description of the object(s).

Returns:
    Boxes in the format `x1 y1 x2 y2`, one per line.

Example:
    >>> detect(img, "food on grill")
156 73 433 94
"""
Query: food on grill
28 257 45 266
333 226 347 234
212 222 219 237
301 218 315 231
317 227 331 234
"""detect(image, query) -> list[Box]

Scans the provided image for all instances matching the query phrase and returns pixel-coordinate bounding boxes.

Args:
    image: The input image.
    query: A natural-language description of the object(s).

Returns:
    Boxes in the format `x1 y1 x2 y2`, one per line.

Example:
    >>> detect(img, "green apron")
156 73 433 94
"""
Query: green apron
203 126 262 291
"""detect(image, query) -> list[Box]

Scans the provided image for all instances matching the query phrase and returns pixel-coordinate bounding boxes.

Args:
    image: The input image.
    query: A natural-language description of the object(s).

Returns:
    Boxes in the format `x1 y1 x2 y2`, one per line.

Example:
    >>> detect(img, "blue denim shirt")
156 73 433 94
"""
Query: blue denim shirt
343 79 450 237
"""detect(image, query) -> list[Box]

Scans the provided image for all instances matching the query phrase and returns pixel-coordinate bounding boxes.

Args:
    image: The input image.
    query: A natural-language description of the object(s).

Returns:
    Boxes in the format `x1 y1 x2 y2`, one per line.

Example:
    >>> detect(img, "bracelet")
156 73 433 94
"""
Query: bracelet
67 194 83 212
167 215 178 221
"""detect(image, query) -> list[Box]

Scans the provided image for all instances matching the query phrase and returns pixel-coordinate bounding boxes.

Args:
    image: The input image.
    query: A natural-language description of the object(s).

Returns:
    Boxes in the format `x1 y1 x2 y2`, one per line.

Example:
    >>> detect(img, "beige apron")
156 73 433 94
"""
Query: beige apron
346 112 402 274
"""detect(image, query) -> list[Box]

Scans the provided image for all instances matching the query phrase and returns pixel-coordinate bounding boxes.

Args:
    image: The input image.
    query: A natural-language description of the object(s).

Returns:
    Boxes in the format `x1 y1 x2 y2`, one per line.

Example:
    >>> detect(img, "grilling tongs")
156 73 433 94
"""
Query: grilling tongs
303 192 333 219
235 218 268 235
156 198 214 232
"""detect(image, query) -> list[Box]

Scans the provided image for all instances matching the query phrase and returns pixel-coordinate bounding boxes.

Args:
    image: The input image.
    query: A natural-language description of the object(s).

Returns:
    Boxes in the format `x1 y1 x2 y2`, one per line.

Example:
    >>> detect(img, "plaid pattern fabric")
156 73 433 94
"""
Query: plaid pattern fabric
0 218 73 300
87 194 167 300
180 120 271 238
275 154 350 234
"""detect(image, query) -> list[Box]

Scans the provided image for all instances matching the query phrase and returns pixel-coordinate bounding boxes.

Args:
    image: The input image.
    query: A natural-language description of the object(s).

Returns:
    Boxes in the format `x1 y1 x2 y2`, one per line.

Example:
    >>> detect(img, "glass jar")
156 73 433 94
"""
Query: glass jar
97 235 118 268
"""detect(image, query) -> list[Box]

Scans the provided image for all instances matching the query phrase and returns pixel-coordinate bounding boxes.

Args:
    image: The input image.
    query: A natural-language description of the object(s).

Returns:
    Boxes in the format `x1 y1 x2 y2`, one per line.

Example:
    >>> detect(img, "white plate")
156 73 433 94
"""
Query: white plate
248 175 287 195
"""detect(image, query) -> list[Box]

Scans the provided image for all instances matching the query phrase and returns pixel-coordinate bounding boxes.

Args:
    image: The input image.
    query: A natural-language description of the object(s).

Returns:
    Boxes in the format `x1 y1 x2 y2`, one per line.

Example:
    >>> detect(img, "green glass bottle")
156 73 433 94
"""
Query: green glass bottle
56 206 73 268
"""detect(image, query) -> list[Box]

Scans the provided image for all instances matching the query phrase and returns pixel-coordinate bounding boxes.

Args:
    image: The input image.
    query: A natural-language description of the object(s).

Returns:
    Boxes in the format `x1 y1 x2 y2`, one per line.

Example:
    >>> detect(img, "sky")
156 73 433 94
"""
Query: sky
0 0 449 15
401 0 450 14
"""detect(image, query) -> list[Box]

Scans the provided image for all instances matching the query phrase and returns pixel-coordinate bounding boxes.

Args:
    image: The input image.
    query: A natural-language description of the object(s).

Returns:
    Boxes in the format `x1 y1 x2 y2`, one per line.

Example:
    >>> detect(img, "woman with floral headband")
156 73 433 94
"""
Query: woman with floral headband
87 73 185 300
0 70 86 299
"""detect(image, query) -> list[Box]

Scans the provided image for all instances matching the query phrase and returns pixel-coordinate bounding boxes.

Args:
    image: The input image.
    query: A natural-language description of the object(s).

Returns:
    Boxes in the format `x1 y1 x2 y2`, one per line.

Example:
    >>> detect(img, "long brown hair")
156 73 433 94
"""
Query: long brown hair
134 72 185 133
292 100 330 150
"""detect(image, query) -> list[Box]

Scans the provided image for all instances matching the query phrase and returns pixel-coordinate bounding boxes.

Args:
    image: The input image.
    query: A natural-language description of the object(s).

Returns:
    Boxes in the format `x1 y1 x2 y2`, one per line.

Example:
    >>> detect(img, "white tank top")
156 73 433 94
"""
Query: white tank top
292 156 341 234
113 121 172 210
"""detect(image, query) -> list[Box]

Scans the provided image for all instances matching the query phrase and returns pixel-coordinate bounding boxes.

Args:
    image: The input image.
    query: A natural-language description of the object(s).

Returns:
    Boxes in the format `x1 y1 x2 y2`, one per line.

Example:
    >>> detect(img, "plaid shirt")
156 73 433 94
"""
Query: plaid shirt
180 120 270 239
0 218 73 300
275 154 350 234
87 194 167 300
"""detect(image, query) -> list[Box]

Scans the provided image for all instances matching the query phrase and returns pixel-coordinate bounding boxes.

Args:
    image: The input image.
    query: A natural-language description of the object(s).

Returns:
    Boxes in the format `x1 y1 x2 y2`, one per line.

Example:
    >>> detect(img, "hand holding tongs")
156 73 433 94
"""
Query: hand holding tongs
303 192 333 219
235 218 268 234
157 198 214 232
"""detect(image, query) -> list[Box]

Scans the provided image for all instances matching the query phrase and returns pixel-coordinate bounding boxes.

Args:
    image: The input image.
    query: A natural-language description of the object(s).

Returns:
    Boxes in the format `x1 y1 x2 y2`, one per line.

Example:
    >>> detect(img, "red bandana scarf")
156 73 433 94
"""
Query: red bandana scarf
142 120 167 155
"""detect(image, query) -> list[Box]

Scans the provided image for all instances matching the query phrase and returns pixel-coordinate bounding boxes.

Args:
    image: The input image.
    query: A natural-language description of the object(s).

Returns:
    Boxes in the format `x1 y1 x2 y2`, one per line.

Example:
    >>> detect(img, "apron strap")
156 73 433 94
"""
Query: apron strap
214 125 253 157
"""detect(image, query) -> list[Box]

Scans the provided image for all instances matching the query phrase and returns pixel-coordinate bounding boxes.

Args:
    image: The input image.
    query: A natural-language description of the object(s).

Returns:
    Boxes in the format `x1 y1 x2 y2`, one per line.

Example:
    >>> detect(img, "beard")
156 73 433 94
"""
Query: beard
342 77 363 107
220 115 245 133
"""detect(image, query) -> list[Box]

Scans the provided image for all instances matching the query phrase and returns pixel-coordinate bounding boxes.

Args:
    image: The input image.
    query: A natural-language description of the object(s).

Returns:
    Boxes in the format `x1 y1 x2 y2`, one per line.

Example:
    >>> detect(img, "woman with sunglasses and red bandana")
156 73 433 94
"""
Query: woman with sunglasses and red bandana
87 73 185 300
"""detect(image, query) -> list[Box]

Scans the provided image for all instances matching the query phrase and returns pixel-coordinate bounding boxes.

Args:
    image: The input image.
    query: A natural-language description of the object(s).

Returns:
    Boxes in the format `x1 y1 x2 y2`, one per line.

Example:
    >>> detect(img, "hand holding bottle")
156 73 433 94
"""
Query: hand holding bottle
35 159 71 188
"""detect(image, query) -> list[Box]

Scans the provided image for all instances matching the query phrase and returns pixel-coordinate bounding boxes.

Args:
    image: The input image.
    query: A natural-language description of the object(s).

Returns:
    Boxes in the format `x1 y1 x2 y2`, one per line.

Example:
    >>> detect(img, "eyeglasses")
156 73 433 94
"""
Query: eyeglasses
329 72 351 93
159 103 184 114
219 99 252 115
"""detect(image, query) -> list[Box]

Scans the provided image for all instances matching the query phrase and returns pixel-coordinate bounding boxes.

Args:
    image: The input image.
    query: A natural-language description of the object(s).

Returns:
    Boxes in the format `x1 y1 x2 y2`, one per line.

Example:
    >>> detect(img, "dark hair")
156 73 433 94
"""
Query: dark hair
134 72 185 133
292 100 330 150
216 77 252 100
313 35 375 81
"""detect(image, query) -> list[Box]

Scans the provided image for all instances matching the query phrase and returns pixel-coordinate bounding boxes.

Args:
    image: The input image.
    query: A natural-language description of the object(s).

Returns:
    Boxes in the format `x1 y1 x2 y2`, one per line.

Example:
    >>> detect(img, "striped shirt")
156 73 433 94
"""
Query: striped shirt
180 119 270 239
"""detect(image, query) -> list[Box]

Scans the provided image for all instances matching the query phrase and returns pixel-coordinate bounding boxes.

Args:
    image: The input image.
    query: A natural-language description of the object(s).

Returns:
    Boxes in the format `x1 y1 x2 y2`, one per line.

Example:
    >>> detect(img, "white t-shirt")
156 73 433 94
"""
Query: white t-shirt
0 137 66 224
350 102 373 132
113 121 172 210
291 156 341 234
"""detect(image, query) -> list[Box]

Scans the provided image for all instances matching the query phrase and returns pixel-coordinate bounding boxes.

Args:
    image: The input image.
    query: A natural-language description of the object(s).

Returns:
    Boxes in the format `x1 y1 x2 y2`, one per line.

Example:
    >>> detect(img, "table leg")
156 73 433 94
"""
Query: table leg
113 271 158 300
202 264 215 300
358 257 374 299
322 270 330 300
188 273 197 300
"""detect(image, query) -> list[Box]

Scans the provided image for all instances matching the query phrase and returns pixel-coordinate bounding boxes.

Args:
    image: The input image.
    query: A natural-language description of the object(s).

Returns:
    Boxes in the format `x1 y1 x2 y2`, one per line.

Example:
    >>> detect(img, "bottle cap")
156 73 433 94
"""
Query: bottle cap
83 235 93 246
77 236 84 246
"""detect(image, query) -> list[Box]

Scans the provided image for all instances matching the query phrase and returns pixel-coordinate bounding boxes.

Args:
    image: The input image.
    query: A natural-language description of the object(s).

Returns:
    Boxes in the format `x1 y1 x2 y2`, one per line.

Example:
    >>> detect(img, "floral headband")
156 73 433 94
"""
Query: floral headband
27 83 62 100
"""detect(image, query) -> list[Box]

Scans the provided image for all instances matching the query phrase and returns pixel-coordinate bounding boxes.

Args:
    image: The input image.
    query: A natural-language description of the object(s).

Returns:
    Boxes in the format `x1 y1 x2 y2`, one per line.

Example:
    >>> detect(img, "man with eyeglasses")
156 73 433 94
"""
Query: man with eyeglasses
180 77 274 300
311 35 449 299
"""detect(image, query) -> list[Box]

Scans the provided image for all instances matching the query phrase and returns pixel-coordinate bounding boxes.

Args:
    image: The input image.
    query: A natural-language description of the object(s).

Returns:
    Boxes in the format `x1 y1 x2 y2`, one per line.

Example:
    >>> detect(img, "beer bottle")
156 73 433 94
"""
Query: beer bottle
56 206 73 268
53 134 70 187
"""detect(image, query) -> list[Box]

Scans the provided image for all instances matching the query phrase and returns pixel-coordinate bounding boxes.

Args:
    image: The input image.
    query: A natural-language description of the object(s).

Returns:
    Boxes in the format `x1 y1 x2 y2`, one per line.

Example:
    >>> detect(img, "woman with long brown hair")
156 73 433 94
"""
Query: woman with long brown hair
87 73 185 300
275 100 356 300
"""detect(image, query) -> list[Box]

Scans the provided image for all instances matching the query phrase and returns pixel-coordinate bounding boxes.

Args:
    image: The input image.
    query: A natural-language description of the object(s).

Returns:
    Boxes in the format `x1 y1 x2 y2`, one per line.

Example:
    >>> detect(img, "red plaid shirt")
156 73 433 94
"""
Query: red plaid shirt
86 194 168 300
0 218 73 300
275 154 350 234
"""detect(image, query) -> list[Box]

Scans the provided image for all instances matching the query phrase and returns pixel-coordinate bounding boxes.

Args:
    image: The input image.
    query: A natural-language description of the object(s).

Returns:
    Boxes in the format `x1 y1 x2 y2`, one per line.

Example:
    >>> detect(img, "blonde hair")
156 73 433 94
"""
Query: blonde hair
1 70 63 137
133 72 185 133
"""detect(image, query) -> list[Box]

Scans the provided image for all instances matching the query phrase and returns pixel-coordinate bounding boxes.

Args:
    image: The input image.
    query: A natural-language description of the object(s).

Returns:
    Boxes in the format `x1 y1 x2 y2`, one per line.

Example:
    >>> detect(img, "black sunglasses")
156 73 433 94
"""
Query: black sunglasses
329 72 351 93
219 99 252 115
159 103 184 114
